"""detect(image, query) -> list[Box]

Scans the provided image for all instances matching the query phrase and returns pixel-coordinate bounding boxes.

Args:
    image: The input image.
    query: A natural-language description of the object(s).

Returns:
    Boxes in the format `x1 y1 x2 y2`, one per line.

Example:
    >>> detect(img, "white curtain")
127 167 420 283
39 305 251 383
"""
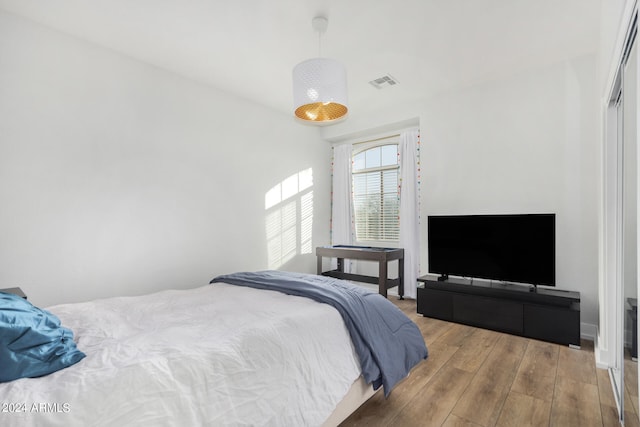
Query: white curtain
331 144 354 271
399 129 420 299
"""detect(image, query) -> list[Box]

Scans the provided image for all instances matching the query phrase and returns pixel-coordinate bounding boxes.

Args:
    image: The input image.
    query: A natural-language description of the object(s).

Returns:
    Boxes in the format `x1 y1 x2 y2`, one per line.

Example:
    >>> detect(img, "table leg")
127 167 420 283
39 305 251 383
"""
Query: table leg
317 255 322 275
337 257 344 272
379 260 388 298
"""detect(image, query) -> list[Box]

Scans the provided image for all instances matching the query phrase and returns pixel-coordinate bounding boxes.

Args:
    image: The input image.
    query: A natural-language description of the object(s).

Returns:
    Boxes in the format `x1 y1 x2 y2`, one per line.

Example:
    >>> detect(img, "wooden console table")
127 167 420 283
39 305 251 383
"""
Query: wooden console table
316 245 404 298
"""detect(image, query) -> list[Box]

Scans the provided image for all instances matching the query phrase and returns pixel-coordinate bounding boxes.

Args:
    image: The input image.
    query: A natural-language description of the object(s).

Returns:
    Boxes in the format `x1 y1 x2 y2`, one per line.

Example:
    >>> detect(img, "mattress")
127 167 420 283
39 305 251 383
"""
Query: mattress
0 283 363 426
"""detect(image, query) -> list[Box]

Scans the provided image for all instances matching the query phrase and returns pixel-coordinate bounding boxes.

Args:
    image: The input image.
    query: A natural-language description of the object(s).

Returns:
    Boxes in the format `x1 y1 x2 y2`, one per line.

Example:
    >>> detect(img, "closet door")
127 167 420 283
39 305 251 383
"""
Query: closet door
605 9 639 422
623 30 639 423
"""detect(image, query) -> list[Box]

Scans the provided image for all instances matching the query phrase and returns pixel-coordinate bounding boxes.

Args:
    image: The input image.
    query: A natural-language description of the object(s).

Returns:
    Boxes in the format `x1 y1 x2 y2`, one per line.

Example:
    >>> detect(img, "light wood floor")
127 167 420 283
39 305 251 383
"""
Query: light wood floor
340 298 639 427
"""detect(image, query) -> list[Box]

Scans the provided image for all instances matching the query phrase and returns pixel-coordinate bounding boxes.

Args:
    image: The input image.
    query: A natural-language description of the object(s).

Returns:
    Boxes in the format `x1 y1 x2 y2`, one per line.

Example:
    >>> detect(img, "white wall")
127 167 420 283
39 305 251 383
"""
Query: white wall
424 56 599 330
0 11 331 307
323 54 600 332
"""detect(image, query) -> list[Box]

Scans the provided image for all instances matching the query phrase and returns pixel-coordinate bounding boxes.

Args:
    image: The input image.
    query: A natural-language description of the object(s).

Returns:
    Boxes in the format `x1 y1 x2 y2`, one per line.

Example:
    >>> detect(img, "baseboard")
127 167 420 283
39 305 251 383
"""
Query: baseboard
581 321 598 343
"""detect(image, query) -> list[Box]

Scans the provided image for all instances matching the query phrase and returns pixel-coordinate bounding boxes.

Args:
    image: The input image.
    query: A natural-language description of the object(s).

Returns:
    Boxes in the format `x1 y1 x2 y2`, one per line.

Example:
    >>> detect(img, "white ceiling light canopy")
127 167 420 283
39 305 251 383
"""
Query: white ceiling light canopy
292 16 348 125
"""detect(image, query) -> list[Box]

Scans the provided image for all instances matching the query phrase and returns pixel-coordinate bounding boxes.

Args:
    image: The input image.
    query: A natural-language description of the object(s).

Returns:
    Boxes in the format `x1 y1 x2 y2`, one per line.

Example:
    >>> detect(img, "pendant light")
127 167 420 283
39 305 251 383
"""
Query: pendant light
292 16 348 124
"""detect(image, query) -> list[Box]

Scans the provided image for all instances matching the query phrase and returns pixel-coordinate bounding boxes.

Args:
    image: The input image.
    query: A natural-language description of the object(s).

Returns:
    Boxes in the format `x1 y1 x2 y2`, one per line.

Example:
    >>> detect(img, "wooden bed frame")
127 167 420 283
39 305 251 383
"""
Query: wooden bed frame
323 376 378 426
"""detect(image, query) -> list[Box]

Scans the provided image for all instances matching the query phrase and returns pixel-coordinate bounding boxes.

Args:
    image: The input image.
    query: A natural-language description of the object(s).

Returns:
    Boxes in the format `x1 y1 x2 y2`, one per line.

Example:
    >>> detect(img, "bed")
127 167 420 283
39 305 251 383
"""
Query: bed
0 270 428 426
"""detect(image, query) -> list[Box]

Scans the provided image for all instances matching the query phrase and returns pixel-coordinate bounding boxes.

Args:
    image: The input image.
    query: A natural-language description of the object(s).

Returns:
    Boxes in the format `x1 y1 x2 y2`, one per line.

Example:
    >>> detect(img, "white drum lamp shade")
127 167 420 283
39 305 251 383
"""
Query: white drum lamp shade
292 16 348 124
292 58 348 123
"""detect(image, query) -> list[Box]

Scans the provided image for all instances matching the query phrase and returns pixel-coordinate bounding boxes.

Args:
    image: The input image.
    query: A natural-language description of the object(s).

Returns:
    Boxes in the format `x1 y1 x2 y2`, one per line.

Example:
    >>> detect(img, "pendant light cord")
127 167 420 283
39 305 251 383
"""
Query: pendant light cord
312 16 328 58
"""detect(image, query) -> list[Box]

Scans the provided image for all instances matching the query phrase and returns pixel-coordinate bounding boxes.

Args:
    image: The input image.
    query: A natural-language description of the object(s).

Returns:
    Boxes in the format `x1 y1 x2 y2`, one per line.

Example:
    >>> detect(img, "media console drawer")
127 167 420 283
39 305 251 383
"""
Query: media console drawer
417 277 580 347
417 288 453 320
523 303 580 346
454 294 523 335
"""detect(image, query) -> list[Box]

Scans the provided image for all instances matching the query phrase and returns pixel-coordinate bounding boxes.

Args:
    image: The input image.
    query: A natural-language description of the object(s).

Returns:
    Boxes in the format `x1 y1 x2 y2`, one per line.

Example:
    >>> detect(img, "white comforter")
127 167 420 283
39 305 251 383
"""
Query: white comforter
0 283 362 426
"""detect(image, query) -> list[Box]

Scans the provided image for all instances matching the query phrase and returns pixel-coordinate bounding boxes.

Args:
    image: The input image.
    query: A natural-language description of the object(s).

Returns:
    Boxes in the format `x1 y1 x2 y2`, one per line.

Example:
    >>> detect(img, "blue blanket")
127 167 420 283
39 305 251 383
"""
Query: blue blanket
210 270 428 396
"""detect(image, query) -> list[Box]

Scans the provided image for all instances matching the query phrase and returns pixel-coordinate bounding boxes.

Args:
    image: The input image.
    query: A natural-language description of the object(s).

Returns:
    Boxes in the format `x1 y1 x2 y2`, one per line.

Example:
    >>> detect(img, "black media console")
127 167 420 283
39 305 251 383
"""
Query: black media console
417 275 580 347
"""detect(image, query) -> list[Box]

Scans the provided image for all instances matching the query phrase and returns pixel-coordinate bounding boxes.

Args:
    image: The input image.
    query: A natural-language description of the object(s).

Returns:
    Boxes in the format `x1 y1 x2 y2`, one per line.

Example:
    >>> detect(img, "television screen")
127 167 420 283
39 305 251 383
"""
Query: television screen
427 214 555 286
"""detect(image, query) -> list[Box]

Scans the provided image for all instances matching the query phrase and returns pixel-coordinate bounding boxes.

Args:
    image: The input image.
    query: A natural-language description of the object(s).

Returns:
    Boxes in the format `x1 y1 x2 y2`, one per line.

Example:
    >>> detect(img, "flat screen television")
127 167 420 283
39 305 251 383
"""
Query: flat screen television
427 213 555 286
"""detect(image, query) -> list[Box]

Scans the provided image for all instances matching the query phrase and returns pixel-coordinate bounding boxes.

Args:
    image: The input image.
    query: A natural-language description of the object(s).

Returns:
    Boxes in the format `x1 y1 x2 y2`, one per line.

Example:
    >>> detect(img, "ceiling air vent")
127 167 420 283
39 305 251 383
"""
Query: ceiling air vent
369 74 399 89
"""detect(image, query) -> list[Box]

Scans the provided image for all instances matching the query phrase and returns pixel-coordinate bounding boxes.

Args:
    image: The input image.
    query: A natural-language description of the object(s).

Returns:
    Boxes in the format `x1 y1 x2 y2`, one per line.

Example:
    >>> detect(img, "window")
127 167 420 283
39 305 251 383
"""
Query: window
352 144 399 241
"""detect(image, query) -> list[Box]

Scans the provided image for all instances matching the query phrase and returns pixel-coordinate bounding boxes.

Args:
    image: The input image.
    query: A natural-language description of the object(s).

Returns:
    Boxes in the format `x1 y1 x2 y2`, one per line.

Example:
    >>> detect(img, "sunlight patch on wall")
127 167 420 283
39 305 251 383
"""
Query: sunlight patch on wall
265 168 314 269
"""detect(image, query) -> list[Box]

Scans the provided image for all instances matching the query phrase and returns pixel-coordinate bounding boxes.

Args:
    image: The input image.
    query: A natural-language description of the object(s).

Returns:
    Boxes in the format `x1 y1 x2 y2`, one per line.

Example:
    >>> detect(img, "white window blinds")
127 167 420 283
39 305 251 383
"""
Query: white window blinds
352 144 399 241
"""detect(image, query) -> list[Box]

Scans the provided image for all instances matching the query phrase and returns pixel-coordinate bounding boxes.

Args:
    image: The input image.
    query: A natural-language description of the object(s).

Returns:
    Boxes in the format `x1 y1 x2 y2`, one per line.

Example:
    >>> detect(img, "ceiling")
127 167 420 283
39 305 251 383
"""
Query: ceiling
0 0 602 122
